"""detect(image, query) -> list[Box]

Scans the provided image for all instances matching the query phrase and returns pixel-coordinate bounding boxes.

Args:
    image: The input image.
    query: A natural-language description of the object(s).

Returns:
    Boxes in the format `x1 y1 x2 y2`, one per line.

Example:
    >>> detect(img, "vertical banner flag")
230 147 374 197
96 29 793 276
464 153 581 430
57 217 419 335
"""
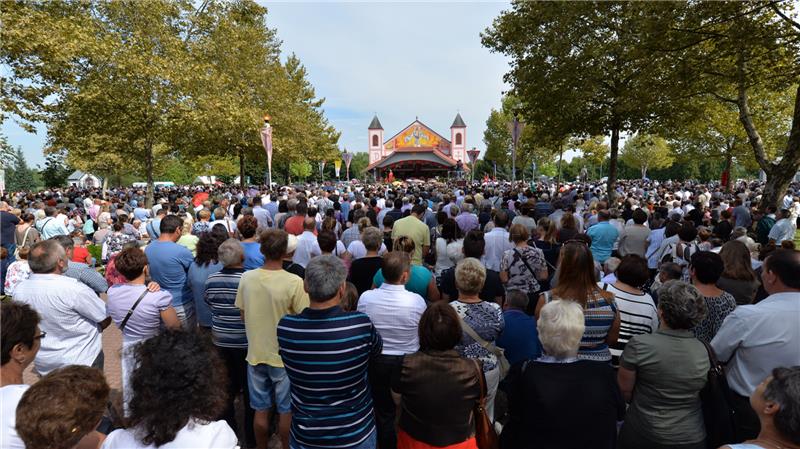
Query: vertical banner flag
342 151 353 180
260 120 273 186
334 159 342 178
467 148 480 165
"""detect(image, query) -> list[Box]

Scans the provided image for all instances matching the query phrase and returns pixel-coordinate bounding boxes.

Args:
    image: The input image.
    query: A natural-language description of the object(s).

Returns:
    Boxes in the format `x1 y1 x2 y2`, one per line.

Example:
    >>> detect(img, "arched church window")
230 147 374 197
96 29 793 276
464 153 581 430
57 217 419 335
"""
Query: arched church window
455 133 462 145
372 135 379 147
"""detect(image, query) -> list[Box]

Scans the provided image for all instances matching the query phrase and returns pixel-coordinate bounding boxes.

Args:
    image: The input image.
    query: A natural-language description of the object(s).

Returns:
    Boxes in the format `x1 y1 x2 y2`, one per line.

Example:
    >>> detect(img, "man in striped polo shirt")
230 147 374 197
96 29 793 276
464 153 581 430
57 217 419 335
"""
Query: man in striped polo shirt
278 255 383 449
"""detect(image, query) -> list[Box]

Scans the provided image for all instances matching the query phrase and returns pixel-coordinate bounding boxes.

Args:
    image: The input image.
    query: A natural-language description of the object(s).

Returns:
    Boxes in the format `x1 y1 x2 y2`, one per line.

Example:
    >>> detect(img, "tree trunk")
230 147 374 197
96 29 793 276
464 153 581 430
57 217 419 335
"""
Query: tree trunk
145 144 154 209
607 124 620 202
737 50 800 208
761 167 795 209
101 176 108 200
239 146 246 189
556 143 563 190
723 145 733 193
641 165 647 180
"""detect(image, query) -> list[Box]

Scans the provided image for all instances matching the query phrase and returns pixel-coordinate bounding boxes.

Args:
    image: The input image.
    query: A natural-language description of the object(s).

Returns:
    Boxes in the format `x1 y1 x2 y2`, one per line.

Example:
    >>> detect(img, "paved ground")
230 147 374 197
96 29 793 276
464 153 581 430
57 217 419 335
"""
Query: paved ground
24 323 124 388
24 324 279 448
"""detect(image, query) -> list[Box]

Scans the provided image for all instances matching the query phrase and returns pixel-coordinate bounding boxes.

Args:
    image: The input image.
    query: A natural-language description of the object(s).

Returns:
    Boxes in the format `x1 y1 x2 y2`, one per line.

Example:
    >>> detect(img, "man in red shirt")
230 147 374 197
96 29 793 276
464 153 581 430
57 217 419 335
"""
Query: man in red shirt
284 201 308 236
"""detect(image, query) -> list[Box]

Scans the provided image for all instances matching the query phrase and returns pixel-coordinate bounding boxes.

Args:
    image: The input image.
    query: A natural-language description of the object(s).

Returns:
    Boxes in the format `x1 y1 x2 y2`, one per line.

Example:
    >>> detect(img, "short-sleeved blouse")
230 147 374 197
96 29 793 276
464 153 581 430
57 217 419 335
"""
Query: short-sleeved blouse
692 291 737 342
543 290 617 362
106 284 173 342
449 300 504 372
500 245 547 294
619 329 709 445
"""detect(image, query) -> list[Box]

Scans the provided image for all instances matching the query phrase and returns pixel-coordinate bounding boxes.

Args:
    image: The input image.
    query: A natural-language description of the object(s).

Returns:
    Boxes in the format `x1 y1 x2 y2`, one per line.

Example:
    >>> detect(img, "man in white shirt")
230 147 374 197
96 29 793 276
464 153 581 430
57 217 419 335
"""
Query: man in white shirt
668 201 684 218
357 252 426 449
782 192 794 210
252 197 273 230
13 240 110 376
292 217 321 268
36 207 68 240
712 249 800 442
482 211 513 271
768 209 797 244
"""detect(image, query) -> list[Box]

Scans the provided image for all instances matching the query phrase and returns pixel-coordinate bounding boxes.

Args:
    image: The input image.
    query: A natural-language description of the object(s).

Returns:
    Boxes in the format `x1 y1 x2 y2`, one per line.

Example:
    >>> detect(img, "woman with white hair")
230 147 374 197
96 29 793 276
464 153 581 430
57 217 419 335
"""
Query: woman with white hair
500 299 624 449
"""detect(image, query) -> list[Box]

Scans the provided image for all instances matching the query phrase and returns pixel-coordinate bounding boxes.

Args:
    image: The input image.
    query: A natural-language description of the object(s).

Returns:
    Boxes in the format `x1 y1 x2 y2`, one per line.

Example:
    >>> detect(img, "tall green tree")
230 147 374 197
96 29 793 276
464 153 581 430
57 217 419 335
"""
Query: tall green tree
348 152 370 179
655 2 800 207
3 0 341 197
39 150 73 188
483 95 558 178
0 134 14 168
620 134 674 180
5 148 37 192
178 0 283 189
483 2 687 198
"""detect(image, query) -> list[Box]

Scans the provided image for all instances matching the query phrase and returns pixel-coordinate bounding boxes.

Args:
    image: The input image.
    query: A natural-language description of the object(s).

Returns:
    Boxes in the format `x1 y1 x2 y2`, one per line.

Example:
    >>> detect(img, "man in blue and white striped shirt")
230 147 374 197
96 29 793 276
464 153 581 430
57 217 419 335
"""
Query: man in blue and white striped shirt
278 255 383 449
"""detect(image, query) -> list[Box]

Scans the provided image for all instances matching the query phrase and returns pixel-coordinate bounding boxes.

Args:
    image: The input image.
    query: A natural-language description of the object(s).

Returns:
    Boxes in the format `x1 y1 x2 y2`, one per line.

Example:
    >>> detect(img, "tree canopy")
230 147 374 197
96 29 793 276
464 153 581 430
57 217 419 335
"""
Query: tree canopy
483 0 799 207
1 0 340 204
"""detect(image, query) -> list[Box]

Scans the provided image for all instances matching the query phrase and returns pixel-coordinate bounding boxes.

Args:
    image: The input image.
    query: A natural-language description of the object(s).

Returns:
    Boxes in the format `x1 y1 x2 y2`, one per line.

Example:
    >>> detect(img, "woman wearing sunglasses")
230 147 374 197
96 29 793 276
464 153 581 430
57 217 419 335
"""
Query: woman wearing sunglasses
1 301 44 449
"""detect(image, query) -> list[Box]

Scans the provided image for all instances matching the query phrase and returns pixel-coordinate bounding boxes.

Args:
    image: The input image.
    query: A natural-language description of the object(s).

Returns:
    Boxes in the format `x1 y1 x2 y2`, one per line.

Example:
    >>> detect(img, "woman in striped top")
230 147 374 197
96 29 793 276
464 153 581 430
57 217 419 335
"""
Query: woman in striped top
203 238 254 447
535 239 620 362
601 254 659 368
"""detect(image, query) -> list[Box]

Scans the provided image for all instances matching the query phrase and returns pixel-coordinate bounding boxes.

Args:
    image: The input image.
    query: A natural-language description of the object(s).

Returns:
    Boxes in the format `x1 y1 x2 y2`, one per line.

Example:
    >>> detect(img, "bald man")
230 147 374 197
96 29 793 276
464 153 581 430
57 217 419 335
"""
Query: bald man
291 216 321 268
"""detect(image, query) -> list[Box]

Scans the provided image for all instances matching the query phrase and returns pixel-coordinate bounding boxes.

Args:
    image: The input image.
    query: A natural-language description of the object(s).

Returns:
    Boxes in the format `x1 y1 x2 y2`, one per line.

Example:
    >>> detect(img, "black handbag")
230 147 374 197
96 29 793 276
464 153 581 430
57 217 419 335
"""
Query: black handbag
699 340 736 449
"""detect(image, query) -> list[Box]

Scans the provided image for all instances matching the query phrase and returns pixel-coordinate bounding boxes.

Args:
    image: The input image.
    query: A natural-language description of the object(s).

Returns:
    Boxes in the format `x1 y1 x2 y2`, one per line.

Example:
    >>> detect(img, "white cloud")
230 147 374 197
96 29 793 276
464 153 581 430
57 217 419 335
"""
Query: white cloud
263 1 510 156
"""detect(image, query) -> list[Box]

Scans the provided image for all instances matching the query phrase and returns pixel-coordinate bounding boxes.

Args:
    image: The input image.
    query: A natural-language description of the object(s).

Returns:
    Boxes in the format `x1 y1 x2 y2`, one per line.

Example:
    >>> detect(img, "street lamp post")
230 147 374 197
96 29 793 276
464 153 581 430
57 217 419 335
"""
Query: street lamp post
259 115 273 187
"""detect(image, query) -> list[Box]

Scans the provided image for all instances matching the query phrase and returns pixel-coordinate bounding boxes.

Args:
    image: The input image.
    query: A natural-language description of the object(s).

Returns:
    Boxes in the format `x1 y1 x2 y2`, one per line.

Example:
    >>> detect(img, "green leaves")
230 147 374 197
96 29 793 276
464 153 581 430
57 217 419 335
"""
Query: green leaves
2 0 339 193
620 134 674 179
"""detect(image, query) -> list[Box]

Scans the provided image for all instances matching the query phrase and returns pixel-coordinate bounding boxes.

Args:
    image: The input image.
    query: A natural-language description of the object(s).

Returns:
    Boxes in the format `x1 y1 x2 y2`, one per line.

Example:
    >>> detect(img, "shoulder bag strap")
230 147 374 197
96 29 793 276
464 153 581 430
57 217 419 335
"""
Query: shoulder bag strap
460 317 500 358
700 339 723 376
19 226 31 247
471 358 487 400
37 217 53 232
119 288 149 332
514 247 545 277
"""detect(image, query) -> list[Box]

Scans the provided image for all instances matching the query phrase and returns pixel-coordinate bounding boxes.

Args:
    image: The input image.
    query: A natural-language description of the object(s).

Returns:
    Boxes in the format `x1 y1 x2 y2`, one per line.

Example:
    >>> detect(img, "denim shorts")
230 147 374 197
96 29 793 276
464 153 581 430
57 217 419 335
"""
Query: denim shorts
247 364 292 414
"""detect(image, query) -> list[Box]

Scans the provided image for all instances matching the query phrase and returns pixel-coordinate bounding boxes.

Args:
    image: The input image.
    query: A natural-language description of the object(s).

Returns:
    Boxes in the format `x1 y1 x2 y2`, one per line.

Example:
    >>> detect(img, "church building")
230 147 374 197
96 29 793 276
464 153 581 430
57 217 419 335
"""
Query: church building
365 113 466 179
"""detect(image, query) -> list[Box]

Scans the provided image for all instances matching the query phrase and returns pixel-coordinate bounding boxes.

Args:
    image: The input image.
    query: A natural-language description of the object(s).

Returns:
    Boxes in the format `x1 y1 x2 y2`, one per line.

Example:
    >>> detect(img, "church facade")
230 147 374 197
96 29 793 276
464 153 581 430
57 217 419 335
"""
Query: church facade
365 113 467 179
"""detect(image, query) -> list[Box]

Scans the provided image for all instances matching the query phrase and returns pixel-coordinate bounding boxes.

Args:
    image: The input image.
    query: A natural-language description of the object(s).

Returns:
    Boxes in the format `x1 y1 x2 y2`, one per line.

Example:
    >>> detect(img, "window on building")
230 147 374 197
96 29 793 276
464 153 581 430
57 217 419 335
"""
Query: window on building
372 135 379 147
455 133 462 145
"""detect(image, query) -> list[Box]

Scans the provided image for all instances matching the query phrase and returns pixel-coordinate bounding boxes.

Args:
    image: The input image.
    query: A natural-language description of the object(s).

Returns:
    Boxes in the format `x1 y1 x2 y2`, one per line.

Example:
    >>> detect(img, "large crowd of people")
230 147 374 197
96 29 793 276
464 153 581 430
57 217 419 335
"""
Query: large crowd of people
0 176 799 449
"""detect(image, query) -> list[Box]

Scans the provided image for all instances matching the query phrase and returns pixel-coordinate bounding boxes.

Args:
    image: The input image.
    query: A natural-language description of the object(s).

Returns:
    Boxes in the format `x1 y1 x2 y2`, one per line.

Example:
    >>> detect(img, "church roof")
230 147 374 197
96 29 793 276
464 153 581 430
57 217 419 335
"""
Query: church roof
365 147 458 171
451 113 466 128
67 170 87 180
368 115 383 130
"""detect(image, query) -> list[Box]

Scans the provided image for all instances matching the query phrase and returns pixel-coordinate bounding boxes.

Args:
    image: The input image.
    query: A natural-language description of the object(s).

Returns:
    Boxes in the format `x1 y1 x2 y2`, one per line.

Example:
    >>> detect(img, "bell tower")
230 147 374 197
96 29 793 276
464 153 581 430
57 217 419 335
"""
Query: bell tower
450 113 466 163
368 115 384 164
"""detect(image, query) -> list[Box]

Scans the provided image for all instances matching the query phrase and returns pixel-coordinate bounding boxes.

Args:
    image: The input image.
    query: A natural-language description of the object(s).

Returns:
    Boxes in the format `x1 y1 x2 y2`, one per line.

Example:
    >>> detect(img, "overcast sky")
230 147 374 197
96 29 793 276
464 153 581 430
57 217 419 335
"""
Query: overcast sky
1 1 512 167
